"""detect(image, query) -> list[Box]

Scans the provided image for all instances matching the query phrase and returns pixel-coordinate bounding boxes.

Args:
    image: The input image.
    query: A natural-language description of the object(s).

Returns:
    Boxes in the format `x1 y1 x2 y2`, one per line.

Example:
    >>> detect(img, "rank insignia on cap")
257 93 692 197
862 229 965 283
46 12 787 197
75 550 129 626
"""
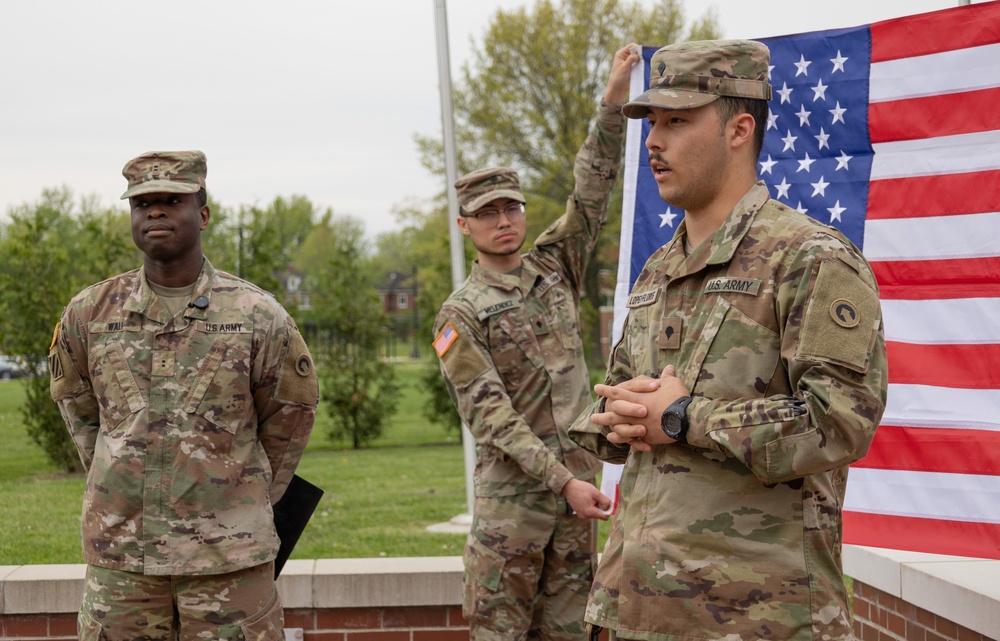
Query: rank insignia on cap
433 323 459 358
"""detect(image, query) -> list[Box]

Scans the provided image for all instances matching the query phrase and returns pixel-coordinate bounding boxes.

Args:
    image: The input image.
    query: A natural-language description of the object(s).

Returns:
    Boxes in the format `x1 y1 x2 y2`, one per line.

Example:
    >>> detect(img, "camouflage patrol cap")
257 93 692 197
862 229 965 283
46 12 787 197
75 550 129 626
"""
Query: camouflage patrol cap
622 39 772 118
454 167 526 213
120 150 207 200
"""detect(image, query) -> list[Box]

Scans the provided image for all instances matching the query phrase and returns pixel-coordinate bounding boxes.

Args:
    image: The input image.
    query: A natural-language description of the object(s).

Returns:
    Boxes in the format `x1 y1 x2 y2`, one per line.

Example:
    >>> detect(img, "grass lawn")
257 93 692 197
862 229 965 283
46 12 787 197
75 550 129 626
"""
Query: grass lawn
0 361 469 565
0 359 610 566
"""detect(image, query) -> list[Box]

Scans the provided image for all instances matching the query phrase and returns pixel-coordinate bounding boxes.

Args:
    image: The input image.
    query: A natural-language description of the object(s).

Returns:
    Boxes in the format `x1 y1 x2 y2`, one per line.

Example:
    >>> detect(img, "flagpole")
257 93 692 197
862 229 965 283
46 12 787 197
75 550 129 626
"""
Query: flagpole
433 0 476 526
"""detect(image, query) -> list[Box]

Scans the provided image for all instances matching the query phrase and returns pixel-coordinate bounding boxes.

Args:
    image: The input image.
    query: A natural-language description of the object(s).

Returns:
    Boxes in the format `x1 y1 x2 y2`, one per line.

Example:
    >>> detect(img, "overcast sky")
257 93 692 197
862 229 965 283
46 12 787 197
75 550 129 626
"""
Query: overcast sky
0 0 966 238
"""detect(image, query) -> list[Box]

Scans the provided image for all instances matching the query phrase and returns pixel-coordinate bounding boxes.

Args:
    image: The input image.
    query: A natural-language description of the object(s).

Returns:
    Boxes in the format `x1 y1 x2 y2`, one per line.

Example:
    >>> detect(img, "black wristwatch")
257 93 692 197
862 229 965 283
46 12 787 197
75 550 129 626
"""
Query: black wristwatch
661 396 693 442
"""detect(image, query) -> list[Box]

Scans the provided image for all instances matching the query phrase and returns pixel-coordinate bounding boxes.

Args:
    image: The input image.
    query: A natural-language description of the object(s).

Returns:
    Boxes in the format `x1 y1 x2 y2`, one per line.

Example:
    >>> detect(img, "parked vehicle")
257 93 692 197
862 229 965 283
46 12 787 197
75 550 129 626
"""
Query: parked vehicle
0 356 28 380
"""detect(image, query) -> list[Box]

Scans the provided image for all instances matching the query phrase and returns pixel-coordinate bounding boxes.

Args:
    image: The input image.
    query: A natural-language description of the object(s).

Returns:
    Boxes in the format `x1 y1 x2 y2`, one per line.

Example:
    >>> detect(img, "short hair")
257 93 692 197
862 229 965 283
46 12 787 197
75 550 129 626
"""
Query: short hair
715 96 768 161
196 187 208 208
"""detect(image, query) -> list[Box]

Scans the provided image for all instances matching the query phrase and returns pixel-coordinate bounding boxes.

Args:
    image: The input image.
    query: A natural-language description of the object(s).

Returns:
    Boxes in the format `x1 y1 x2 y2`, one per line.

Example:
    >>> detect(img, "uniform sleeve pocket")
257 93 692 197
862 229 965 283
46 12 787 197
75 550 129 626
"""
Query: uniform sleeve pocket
798 259 880 374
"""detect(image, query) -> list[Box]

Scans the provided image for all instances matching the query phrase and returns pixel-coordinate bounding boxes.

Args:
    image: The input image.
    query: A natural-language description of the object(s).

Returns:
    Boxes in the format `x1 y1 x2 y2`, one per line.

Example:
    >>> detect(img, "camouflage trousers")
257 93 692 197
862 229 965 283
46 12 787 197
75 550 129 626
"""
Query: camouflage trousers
78 562 283 641
463 491 598 641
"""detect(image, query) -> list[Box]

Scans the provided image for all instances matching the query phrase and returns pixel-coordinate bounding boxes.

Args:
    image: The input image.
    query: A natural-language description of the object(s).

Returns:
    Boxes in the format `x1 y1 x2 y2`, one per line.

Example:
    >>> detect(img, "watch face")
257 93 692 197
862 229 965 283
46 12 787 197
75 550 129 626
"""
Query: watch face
662 396 691 440
662 410 682 437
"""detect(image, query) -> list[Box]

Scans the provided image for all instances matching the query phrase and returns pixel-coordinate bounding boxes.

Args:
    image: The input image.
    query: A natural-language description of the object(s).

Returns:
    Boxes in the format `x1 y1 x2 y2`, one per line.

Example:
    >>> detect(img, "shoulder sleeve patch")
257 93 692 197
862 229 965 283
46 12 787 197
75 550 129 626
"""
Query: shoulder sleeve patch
276 329 319 406
797 259 880 374
436 321 491 390
49 342 87 400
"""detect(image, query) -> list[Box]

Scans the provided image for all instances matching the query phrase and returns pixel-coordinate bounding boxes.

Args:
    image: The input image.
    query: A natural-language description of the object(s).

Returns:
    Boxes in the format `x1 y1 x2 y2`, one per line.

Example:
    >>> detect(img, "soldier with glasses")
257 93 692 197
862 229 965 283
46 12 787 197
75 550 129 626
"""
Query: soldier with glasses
432 43 639 641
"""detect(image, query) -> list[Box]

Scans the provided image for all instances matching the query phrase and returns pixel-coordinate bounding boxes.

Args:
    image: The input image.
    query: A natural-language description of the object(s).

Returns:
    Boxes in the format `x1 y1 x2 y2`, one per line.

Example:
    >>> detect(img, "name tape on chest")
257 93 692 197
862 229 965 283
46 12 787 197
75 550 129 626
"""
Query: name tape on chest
627 289 660 308
198 321 250 333
535 272 563 297
703 277 762 296
89 320 140 333
477 299 520 321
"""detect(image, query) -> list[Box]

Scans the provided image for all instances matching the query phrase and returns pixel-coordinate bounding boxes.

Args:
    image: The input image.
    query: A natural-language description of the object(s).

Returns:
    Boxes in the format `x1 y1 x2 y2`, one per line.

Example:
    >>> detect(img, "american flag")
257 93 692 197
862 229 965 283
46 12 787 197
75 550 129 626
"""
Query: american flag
610 1 1000 560
433 322 459 358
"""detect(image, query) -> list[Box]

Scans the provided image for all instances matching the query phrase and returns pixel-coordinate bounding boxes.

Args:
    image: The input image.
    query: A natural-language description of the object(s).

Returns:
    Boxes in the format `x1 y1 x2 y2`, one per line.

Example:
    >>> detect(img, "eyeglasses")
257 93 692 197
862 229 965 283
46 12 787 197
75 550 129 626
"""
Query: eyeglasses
462 202 525 227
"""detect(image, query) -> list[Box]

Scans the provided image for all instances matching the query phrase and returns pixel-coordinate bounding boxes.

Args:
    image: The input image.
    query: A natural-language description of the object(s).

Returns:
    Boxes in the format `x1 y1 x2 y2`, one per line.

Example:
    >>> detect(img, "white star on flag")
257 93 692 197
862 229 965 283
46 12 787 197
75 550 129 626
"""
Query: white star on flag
830 50 848 73
774 177 791 199
811 79 828 101
796 105 812 126
826 200 846 222
782 130 797 151
794 54 812 76
777 82 793 103
658 208 677 228
829 101 847 124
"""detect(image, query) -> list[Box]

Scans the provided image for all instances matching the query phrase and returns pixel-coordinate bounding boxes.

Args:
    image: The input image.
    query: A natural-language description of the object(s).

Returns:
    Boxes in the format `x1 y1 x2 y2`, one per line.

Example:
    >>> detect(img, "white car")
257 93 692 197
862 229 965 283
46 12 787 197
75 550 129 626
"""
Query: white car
0 355 28 380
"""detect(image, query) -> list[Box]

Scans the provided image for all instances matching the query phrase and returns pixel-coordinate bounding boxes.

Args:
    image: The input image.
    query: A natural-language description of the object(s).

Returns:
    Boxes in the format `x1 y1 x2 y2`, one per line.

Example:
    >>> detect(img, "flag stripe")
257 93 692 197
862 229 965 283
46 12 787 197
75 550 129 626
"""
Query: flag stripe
870 2 1000 62
863 211 1000 262
842 512 1000 559
870 130 1000 181
870 256 1000 300
844 468 1000 522
867 170 1000 220
886 342 1000 389
869 43 1000 104
881 298 1000 343
884 383 1000 431
853 424 1000 475
870 87 1000 143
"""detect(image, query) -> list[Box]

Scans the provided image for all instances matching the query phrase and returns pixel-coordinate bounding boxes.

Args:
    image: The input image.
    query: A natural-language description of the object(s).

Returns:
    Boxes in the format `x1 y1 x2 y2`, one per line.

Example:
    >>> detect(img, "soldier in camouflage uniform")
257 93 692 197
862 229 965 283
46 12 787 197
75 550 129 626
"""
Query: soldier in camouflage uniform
432 44 639 641
568 40 888 641
49 150 318 641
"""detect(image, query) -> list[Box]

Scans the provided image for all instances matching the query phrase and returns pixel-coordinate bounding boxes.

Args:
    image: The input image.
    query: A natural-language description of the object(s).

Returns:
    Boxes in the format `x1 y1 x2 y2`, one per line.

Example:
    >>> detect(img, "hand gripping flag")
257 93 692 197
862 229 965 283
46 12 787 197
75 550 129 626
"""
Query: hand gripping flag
608 1 1000 560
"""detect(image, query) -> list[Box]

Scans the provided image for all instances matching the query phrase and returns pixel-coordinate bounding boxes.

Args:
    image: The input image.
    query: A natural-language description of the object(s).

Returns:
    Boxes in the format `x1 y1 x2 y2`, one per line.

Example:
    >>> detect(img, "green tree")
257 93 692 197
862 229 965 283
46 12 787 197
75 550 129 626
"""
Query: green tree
374 203 466 434
0 188 136 472
200 193 239 273
307 214 400 448
399 0 720 429
230 195 317 301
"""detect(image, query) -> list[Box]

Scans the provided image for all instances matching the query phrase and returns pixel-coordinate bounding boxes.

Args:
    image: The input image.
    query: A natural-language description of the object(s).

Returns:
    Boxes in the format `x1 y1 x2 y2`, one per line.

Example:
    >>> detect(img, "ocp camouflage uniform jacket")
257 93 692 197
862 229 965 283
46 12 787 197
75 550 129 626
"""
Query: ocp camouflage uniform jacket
50 259 318 576
434 100 625 498
570 183 888 641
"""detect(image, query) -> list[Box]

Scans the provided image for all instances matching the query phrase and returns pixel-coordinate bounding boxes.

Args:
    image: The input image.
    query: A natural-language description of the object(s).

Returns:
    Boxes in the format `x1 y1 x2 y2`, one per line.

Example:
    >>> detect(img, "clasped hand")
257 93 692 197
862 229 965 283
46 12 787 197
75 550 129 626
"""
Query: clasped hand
591 365 689 452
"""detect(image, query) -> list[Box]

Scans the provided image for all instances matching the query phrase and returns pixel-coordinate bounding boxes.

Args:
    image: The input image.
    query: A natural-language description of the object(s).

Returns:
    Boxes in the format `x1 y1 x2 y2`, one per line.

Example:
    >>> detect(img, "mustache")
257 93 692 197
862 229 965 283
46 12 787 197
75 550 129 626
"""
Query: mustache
648 152 668 166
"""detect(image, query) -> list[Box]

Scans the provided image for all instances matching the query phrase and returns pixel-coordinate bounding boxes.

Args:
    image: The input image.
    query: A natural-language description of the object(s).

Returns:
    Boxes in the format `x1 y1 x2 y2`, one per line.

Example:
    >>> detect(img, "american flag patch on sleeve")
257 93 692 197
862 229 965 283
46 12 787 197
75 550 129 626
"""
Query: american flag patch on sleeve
433 322 459 358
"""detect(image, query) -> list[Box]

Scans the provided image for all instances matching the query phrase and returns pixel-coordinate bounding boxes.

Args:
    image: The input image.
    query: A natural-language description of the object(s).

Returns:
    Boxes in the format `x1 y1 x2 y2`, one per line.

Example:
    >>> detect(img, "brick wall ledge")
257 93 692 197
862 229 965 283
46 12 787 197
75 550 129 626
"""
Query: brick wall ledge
1 550 997 638
843 544 1000 639
0 556 465 615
